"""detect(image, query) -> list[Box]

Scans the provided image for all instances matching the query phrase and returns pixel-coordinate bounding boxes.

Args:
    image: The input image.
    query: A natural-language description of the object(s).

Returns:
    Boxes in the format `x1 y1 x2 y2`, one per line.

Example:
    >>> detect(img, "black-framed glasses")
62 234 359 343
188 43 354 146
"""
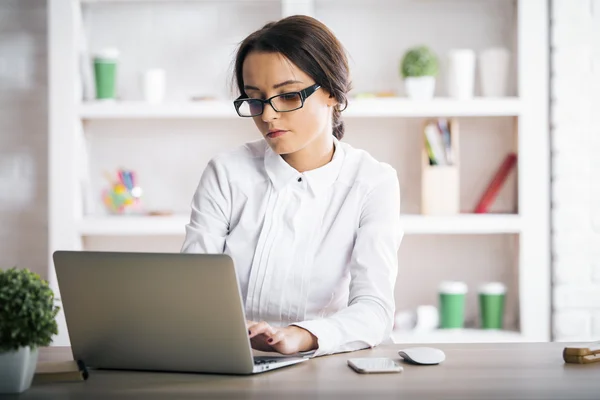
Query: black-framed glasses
233 83 321 117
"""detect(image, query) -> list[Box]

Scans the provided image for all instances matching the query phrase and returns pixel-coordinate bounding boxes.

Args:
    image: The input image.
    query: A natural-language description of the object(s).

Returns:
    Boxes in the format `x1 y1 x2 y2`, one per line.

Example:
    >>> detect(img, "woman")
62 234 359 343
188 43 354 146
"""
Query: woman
181 15 402 357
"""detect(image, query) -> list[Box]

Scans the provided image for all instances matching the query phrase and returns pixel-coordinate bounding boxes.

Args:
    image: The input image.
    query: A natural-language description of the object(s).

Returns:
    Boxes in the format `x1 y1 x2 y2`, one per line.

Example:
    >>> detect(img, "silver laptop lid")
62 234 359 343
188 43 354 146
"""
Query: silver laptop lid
53 251 256 374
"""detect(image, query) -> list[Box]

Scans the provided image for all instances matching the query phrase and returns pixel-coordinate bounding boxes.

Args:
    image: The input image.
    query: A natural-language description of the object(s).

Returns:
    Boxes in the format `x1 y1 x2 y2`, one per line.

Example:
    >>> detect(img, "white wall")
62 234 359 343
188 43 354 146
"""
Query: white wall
0 0 47 279
551 0 600 341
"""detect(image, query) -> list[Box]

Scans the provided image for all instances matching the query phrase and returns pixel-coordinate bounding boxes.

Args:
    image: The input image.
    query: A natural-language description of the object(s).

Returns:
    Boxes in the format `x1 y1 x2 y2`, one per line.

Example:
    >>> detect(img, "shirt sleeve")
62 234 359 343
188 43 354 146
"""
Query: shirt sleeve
181 158 231 254
292 167 402 357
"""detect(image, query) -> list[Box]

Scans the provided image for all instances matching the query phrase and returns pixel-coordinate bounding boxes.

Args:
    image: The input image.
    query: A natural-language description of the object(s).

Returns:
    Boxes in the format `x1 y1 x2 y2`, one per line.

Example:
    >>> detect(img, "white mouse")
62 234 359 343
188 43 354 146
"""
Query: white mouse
398 347 446 365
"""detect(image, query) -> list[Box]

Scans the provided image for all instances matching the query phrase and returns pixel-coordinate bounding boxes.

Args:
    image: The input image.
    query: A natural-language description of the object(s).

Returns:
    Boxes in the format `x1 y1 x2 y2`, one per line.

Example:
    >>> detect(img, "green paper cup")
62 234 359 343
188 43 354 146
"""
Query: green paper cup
94 48 119 100
478 282 506 329
438 281 468 329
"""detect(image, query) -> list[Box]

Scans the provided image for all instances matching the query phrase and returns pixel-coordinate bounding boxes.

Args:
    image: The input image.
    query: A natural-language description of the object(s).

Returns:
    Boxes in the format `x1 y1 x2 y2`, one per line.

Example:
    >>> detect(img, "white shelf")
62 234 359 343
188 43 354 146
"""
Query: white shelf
81 0 276 3
77 215 189 236
392 328 526 344
77 214 521 236
401 214 521 234
344 97 522 118
78 98 522 120
79 101 237 119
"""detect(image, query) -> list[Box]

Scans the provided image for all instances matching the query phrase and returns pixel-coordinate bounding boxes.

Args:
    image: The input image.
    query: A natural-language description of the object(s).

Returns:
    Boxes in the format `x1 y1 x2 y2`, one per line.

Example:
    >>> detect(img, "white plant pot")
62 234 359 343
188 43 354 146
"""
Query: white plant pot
0 346 38 393
404 76 436 100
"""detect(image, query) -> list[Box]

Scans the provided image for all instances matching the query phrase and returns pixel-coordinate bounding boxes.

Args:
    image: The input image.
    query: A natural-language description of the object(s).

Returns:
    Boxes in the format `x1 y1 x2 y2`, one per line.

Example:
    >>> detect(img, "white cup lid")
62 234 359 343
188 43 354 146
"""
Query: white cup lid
478 282 507 295
439 281 468 294
95 47 120 60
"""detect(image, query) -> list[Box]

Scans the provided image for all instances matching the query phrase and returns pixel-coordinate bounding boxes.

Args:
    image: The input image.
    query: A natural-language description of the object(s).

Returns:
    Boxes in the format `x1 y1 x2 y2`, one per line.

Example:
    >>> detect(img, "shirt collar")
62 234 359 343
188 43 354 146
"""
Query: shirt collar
303 138 345 196
264 137 345 195
264 142 299 191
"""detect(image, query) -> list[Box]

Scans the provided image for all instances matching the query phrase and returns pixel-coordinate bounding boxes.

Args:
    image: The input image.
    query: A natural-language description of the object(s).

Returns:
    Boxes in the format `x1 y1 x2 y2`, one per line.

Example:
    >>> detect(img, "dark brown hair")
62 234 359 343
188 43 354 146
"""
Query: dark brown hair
233 15 351 140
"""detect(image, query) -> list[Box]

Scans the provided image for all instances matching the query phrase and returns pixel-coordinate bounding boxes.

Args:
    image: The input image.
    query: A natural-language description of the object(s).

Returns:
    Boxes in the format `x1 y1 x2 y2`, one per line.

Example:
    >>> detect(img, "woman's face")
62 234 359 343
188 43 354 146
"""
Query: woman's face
242 51 336 155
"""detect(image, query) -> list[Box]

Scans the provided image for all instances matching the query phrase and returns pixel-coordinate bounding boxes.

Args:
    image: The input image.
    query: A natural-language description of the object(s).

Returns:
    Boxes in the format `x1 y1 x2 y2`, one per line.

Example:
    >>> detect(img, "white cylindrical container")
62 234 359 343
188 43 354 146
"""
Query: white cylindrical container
142 68 166 104
447 49 476 99
479 47 510 97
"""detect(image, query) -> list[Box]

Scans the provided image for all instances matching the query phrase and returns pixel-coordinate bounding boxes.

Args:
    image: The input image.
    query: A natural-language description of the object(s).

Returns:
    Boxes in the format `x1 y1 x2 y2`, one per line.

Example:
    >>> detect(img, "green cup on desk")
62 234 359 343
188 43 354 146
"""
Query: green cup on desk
439 281 468 329
93 48 119 100
478 282 506 329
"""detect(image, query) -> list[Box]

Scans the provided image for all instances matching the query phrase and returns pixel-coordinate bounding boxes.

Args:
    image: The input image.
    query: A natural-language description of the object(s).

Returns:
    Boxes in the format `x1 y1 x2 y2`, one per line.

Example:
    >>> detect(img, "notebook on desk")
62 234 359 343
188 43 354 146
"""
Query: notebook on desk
53 251 308 375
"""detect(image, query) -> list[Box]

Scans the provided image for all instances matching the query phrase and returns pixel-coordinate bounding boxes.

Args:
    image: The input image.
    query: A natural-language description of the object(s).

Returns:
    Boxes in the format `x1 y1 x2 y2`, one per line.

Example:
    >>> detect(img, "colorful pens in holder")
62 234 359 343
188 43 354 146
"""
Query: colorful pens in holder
102 169 143 215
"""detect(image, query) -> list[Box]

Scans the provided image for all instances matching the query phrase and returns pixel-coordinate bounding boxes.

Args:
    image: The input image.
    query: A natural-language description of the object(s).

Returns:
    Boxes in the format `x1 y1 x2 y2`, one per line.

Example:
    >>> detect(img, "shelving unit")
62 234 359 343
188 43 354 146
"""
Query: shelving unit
49 0 550 346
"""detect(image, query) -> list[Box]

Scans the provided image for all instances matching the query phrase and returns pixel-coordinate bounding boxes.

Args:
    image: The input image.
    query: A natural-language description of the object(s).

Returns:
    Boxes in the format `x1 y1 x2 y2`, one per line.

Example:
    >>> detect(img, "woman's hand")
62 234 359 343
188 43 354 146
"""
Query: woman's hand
246 320 318 355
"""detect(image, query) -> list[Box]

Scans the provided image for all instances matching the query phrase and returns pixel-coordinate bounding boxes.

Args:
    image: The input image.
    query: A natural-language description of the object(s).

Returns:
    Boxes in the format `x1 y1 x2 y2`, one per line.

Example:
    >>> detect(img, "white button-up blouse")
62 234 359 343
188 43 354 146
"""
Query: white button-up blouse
181 137 403 357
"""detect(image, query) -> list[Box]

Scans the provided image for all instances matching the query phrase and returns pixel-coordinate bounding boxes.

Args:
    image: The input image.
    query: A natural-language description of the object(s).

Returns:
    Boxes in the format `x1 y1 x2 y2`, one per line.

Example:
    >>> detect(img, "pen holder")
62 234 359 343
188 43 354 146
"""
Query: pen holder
101 169 144 215
421 118 460 215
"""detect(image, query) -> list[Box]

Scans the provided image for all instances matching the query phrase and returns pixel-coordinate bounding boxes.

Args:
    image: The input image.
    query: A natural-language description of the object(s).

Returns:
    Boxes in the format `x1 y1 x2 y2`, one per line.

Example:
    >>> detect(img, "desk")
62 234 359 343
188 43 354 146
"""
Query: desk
5 342 600 399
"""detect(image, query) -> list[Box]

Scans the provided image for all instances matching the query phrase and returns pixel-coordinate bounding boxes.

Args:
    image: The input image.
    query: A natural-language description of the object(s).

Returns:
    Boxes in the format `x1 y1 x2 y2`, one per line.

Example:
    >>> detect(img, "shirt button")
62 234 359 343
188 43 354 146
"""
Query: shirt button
297 177 302 182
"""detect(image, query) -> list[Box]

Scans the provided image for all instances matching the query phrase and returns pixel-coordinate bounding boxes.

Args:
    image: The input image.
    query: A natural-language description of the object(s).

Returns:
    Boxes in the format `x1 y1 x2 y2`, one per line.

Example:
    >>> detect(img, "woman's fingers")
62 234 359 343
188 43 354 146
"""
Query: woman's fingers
266 330 286 345
248 321 276 339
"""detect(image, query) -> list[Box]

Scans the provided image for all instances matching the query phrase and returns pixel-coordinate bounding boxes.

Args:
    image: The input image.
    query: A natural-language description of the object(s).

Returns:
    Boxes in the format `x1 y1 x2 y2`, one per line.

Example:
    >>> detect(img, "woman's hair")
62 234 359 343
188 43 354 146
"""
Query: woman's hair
233 15 351 140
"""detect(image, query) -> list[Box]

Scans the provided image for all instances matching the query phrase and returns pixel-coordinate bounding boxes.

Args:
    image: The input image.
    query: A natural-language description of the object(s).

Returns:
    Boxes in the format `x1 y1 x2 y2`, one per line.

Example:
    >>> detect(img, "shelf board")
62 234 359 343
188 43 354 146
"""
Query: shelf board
400 214 521 234
78 97 522 120
81 0 277 3
392 328 525 344
344 97 522 117
79 101 236 119
77 214 521 236
77 215 190 236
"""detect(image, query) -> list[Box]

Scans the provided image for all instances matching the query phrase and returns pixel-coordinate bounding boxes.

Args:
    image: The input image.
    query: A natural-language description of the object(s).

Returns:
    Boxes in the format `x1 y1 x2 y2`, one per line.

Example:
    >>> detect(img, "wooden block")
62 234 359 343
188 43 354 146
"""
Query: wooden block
563 342 600 364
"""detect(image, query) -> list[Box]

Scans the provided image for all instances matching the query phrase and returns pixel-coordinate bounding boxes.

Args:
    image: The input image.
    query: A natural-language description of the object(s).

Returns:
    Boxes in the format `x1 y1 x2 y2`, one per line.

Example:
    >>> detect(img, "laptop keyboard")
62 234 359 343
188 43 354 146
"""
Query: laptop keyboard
254 356 283 365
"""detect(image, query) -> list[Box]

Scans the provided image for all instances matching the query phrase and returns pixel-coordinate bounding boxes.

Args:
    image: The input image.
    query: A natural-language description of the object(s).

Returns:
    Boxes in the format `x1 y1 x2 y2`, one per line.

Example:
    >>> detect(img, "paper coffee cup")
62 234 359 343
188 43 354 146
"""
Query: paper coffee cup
479 48 510 97
447 49 476 99
478 282 506 329
142 69 166 104
94 47 119 100
438 281 468 329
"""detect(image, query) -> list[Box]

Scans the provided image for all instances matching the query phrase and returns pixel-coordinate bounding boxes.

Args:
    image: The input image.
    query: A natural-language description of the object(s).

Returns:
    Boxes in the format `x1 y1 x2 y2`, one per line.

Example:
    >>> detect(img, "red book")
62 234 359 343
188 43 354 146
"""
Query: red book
474 153 518 213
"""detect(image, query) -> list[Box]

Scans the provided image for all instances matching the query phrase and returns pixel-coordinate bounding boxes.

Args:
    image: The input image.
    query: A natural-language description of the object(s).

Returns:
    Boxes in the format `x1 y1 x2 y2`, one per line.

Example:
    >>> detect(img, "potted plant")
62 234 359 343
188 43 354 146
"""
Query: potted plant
0 267 60 393
400 46 439 100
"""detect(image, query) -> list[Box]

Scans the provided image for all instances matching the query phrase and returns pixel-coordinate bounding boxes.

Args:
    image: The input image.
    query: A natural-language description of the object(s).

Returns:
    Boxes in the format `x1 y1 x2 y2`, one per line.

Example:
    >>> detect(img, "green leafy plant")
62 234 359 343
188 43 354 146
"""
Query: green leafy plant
0 267 59 352
400 46 439 78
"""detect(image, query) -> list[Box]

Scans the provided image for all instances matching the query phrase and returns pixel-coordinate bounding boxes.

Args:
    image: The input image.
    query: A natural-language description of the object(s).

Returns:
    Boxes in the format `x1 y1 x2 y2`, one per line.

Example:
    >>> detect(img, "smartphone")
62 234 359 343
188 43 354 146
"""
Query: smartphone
347 358 403 374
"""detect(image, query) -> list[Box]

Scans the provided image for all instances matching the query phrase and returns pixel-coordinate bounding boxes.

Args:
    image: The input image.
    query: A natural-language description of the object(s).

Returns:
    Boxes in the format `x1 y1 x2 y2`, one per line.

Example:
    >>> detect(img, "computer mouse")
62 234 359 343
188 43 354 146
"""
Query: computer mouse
398 347 446 365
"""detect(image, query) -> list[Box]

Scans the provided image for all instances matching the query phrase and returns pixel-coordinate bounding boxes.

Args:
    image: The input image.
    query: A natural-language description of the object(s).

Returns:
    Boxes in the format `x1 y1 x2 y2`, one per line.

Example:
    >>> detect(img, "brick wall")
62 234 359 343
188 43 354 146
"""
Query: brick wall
551 0 600 341
0 0 48 278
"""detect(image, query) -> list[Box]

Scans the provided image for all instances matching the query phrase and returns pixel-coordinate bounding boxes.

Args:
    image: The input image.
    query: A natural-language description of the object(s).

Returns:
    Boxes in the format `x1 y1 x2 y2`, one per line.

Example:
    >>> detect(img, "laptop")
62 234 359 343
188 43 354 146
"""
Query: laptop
53 251 309 375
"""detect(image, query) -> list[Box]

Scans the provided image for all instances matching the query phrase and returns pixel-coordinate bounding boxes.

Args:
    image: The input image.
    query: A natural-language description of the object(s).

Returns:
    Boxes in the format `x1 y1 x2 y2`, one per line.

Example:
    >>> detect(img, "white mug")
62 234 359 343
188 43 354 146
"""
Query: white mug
447 49 476 99
142 68 166 103
479 48 510 97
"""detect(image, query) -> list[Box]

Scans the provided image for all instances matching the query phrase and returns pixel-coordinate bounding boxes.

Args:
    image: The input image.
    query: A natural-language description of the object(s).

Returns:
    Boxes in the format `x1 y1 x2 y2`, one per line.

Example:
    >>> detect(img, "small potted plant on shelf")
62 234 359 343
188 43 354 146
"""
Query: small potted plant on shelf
400 45 439 100
0 267 60 394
